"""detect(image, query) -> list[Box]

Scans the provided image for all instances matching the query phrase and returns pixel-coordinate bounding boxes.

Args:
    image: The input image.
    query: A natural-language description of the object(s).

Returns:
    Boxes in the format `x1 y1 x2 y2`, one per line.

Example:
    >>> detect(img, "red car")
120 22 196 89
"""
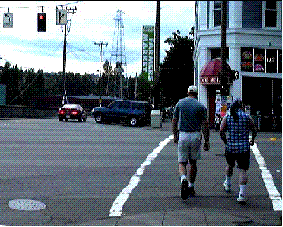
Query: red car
58 104 87 122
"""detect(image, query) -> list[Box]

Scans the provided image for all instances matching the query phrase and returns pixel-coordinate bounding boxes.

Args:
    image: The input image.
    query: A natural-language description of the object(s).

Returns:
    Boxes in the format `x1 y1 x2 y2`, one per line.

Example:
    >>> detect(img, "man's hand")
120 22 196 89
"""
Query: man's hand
203 141 210 151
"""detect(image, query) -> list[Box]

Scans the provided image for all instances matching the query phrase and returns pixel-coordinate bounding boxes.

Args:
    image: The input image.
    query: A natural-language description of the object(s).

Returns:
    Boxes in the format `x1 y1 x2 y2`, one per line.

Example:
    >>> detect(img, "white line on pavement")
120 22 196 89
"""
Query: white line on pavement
251 143 282 211
109 135 174 217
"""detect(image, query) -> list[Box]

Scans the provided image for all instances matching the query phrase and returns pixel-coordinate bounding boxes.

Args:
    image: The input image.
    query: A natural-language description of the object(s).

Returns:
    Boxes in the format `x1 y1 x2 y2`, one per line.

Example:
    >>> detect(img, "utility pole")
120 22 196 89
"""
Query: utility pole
154 0 160 109
60 5 77 105
93 41 108 77
135 72 138 100
63 23 67 103
220 0 228 96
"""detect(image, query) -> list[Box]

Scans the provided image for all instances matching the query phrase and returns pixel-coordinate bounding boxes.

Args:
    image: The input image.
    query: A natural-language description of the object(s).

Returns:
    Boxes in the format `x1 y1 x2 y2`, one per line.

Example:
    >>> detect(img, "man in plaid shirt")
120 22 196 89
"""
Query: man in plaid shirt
220 100 257 204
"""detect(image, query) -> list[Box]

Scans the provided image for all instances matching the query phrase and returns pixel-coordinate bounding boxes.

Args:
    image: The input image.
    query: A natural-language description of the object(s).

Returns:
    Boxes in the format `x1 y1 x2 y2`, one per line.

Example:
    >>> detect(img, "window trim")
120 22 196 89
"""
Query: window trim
263 1 280 29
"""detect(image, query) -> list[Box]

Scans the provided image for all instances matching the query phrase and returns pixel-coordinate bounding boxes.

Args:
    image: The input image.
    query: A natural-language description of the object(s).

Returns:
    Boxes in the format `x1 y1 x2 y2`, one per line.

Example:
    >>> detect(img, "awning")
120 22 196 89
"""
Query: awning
200 58 233 85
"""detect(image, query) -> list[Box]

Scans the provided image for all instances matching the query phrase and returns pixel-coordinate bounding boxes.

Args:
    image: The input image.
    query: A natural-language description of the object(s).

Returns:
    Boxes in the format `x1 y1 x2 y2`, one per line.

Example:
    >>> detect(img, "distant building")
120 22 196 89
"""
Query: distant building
142 25 155 81
194 1 282 131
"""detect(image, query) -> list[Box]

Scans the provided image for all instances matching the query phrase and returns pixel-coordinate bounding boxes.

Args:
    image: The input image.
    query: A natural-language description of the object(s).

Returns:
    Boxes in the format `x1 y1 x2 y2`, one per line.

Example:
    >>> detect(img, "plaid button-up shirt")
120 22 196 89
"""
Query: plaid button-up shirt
224 110 252 153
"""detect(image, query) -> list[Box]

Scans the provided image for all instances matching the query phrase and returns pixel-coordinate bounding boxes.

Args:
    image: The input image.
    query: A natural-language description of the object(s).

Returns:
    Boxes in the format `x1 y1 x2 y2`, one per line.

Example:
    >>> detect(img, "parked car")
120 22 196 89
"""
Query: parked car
91 100 152 126
58 104 87 122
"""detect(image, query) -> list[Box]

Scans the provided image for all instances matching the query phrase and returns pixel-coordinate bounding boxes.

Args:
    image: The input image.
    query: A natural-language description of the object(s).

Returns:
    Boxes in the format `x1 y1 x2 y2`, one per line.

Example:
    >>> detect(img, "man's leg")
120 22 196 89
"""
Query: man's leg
223 165 233 192
239 168 248 185
179 162 187 179
237 152 250 203
188 159 197 185
237 169 248 203
179 162 189 200
238 168 248 202
226 165 234 177
224 153 235 192
187 159 197 196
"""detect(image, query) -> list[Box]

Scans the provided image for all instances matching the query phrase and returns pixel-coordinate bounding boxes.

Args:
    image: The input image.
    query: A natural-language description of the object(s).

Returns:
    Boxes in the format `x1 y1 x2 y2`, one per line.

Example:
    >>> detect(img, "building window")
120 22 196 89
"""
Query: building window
241 47 281 73
210 48 229 61
214 1 222 27
265 1 277 28
207 1 210 29
242 1 262 29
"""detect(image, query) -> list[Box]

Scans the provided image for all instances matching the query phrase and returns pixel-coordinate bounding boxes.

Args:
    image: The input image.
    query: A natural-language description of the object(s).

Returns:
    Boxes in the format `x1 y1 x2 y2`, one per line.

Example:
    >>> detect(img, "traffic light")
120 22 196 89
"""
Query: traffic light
37 13 46 32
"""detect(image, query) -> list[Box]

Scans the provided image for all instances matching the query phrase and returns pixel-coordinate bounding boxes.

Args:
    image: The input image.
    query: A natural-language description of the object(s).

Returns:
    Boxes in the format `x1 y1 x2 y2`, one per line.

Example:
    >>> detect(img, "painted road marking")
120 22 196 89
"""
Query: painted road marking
251 143 282 211
109 135 174 217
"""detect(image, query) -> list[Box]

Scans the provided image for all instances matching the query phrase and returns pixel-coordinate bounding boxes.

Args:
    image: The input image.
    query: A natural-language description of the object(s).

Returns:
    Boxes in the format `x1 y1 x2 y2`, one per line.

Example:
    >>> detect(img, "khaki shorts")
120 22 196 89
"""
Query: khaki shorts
178 131 202 163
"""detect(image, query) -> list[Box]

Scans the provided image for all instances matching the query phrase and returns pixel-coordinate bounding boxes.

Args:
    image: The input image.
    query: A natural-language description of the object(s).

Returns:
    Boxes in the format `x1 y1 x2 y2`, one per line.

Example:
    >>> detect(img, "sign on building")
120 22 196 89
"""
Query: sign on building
3 13 13 28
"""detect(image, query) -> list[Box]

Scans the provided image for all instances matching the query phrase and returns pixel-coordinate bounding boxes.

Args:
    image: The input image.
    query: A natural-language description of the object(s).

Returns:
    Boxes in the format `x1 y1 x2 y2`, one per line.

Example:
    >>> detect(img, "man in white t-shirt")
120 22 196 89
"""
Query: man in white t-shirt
172 85 210 200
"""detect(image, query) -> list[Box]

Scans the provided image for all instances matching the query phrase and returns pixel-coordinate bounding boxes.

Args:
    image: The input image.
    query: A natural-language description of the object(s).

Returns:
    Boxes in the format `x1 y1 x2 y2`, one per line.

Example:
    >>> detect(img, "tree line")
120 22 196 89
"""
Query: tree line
0 29 194 108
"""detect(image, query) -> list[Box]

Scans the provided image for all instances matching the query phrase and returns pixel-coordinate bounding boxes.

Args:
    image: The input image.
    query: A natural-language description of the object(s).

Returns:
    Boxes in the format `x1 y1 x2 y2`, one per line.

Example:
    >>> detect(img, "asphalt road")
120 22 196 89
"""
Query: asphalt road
0 118 281 225
0 118 173 225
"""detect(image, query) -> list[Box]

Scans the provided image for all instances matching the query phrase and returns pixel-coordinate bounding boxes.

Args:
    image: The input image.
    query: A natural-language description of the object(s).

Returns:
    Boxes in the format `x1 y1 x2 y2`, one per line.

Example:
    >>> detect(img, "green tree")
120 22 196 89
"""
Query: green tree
160 29 194 106
2 63 21 105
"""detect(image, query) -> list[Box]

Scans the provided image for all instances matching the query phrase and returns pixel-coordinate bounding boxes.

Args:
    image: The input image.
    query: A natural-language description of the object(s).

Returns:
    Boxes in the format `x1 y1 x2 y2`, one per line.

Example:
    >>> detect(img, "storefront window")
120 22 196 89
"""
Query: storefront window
266 49 277 73
241 47 281 73
278 50 282 73
241 47 253 72
254 48 265 72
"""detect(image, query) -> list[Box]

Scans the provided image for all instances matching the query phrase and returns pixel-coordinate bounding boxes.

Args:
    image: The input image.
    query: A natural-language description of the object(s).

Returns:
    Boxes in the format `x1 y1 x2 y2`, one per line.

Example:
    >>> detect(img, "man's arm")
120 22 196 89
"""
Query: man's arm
172 117 179 143
219 116 227 144
249 116 257 146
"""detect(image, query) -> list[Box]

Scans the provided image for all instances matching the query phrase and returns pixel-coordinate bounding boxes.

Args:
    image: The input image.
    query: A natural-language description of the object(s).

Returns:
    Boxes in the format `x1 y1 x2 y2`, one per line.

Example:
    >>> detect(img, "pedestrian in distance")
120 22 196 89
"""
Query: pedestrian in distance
219 99 257 204
172 85 210 200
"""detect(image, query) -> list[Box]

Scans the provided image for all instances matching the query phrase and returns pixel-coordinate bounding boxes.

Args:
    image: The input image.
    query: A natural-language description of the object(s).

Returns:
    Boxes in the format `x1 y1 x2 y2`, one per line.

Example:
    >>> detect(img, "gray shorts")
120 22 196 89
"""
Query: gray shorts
178 131 202 163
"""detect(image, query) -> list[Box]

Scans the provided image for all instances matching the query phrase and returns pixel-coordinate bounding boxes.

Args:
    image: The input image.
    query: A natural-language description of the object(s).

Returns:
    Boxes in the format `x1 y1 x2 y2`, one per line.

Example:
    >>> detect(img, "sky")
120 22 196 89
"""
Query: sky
0 1 195 77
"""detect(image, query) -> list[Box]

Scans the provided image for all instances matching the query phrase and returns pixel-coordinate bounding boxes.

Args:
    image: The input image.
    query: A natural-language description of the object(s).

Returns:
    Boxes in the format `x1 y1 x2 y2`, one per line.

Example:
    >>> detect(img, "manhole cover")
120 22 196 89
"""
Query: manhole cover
9 199 46 211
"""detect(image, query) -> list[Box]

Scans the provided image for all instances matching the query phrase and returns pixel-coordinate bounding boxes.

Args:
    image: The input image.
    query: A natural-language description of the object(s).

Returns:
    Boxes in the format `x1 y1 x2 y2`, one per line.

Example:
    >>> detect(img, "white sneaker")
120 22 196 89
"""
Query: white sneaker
223 180 231 192
237 194 247 204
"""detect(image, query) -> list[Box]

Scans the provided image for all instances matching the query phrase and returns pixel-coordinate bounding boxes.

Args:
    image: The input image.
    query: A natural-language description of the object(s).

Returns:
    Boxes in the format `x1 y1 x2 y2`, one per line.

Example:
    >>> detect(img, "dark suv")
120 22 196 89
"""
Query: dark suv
91 100 152 126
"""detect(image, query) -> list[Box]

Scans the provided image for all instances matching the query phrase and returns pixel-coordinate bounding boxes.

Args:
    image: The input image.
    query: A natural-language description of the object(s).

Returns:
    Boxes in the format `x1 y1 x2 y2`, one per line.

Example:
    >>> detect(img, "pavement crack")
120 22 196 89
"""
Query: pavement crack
202 209 209 226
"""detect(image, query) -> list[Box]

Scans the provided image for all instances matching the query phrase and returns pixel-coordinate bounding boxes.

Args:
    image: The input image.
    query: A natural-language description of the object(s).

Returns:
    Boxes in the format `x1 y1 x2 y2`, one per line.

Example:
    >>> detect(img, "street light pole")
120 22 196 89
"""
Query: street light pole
154 0 160 109
220 0 228 96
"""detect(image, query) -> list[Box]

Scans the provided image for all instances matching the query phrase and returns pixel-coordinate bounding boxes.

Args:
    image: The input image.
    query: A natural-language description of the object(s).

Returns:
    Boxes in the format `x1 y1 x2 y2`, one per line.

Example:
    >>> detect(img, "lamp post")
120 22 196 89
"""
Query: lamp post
153 0 160 109
220 0 228 96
